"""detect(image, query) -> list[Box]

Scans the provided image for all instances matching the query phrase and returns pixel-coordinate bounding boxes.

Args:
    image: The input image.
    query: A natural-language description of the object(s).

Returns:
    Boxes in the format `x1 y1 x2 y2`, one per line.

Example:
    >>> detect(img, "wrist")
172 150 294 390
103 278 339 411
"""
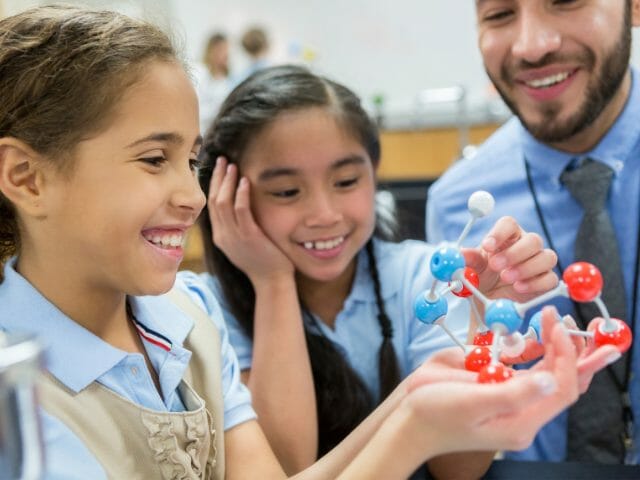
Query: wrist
251 272 296 295
357 399 439 478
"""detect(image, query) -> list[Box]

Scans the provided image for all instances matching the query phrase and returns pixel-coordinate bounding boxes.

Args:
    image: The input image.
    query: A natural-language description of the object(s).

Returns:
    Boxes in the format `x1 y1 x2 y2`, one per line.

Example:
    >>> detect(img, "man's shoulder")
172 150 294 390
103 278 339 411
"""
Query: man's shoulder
430 117 523 201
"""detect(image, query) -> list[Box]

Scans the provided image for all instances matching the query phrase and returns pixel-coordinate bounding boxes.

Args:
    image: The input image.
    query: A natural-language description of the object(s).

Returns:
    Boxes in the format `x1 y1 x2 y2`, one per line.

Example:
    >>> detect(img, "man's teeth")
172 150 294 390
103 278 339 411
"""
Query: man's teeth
303 236 344 251
526 72 570 89
144 233 184 248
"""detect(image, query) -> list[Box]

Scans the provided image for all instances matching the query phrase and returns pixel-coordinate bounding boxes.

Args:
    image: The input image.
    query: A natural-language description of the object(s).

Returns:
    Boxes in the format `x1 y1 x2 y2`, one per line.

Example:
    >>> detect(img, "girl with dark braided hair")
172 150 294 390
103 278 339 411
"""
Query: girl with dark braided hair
197 65 563 477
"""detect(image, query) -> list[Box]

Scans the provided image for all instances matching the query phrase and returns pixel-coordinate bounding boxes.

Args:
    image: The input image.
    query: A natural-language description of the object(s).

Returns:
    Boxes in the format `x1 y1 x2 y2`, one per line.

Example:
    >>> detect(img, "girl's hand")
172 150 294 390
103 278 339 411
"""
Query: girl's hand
208 157 294 286
462 216 558 302
503 313 621 393
406 347 477 393
403 307 579 456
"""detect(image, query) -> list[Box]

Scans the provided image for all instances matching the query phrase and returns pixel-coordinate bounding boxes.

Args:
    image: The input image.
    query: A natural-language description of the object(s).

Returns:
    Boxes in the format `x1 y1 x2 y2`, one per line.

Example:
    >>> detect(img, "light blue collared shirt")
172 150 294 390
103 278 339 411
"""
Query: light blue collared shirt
203 238 469 402
0 260 255 480
427 67 640 463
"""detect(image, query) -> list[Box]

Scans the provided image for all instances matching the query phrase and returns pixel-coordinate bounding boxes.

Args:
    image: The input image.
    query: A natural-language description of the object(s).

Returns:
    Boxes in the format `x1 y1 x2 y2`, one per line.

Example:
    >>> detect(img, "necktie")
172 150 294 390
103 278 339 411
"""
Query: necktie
561 158 629 463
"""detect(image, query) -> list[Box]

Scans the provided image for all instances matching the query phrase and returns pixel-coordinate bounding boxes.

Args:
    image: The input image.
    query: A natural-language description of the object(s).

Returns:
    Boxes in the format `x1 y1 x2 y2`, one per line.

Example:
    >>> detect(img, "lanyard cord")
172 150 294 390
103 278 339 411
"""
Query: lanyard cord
524 157 639 393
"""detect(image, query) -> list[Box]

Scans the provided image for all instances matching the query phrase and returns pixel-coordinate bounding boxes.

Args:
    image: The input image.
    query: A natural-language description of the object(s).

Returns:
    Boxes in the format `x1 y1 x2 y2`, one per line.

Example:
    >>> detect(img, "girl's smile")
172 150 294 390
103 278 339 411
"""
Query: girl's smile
142 226 190 261
240 107 377 285
299 234 348 260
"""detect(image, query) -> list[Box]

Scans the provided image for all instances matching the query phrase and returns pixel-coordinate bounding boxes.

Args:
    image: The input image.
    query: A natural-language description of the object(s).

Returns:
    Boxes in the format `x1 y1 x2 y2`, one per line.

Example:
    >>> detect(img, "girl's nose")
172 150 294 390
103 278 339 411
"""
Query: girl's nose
172 166 206 217
304 192 342 228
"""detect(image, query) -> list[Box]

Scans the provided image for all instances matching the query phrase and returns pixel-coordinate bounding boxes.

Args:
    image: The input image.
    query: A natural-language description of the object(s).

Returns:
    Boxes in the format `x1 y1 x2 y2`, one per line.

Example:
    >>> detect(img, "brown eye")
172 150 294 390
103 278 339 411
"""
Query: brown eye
271 188 299 198
335 178 358 188
140 156 166 167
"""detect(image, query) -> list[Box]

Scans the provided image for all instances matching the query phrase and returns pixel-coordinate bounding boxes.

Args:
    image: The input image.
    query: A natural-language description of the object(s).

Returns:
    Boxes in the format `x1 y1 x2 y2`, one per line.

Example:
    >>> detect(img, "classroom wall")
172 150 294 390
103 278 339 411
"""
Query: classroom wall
4 1 640 123
165 0 640 118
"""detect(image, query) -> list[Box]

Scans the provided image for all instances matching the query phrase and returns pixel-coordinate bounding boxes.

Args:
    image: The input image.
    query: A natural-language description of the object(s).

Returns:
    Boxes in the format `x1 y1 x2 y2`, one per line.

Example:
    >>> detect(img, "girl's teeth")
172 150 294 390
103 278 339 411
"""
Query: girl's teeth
303 237 345 251
145 233 184 248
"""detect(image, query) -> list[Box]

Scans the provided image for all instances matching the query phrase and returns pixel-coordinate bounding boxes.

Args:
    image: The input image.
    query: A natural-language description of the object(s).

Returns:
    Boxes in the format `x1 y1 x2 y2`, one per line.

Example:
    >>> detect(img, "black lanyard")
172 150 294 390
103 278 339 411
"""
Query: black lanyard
523 157 639 393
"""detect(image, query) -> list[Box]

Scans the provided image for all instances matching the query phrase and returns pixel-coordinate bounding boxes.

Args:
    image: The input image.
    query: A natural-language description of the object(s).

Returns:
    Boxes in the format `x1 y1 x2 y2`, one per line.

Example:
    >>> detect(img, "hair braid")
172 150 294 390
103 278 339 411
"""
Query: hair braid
365 239 401 400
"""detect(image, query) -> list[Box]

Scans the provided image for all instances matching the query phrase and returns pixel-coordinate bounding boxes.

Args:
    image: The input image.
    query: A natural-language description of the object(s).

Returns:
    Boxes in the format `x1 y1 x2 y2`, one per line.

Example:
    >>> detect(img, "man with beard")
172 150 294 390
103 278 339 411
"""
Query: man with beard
426 0 640 465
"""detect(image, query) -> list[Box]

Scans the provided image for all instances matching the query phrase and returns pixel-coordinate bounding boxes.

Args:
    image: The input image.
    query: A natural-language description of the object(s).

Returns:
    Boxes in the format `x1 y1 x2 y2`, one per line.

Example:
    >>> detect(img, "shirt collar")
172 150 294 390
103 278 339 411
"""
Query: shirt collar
128 292 194 349
0 258 193 393
520 66 640 179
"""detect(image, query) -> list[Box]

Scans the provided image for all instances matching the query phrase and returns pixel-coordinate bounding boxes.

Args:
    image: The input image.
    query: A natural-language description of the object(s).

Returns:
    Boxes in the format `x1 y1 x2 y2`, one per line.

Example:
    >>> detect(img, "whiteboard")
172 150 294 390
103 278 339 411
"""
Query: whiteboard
165 0 640 121
5 0 640 122
168 0 486 116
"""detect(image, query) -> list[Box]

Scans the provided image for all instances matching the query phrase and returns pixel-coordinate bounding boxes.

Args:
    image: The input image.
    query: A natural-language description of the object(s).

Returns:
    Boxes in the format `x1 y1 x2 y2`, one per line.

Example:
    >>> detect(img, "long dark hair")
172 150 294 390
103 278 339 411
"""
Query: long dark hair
198 65 400 455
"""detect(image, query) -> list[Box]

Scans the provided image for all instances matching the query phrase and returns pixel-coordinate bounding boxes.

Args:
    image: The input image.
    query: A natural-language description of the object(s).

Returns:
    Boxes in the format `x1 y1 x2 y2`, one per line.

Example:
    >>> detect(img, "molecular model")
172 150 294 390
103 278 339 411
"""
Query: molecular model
414 191 633 384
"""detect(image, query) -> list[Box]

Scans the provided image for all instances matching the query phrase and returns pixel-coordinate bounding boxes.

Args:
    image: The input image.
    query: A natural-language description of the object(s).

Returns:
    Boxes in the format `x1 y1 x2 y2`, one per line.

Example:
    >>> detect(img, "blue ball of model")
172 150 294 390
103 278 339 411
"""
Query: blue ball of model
485 299 522 334
430 245 465 282
414 293 448 325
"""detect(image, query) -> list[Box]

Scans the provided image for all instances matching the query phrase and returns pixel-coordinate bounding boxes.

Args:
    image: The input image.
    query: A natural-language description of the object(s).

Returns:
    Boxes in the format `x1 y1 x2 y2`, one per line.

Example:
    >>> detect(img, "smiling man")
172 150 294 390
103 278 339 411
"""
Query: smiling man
427 0 640 465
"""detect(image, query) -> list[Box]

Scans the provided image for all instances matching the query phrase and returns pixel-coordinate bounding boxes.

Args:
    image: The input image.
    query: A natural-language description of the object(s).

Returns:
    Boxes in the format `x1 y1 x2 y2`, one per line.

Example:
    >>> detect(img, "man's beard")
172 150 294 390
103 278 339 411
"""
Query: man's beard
488 11 631 144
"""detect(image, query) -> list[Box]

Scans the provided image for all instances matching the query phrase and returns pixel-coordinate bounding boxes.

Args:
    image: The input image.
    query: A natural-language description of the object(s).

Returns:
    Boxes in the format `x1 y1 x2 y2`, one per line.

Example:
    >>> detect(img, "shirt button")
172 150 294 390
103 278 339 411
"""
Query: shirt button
613 160 624 172
131 366 139 376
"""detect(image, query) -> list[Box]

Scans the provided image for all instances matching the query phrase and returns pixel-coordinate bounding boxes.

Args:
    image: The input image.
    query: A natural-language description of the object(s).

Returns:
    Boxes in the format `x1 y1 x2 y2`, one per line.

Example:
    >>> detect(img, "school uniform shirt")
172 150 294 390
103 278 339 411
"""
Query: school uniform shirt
0 260 255 480
426 67 640 463
203 238 469 402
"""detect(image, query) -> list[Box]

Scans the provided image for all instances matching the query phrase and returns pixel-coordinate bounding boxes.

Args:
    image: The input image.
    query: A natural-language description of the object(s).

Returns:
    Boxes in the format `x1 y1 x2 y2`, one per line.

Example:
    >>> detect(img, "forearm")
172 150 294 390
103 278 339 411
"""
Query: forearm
427 452 494 480
249 277 318 473
333 394 436 480
293 377 409 480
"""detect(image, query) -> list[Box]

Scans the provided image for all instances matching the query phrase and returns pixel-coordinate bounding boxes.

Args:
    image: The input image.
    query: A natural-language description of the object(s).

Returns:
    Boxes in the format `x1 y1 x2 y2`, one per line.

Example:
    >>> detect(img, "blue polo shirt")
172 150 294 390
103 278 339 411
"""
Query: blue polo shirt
203 238 469 402
0 259 255 479
427 67 640 462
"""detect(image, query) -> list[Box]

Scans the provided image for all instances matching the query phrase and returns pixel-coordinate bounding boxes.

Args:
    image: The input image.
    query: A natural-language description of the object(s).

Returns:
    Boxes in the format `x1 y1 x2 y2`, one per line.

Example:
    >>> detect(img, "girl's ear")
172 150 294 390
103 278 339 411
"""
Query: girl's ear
0 138 49 218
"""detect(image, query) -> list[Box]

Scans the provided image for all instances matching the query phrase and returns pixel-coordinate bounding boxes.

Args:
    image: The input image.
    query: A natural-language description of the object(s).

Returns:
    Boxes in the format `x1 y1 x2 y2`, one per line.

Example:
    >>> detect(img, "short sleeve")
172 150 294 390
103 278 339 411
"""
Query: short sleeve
196 272 254 371
385 241 469 372
175 271 257 430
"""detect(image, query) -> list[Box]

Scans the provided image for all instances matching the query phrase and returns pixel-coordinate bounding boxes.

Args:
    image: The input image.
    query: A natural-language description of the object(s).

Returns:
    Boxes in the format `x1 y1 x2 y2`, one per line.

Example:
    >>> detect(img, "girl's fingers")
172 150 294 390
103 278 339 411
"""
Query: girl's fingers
512 271 559 295
208 156 227 205
501 247 557 282
461 248 488 274
469 371 559 424
501 339 544 364
577 345 621 393
539 307 562 370
488 232 546 272
561 315 587 357
481 216 522 254
234 177 260 235
407 368 476 393
214 163 240 228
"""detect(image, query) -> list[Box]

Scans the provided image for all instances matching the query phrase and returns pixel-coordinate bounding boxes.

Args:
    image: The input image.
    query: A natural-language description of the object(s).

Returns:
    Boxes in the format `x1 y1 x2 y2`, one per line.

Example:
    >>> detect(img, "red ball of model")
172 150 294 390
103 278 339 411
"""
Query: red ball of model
473 330 494 346
451 267 480 298
477 363 514 383
563 262 603 302
465 346 492 372
589 318 633 353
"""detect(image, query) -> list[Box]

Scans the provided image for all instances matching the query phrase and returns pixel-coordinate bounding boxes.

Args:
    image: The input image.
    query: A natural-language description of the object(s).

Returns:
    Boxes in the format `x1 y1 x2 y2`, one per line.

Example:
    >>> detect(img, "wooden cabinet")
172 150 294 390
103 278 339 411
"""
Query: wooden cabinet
377 123 500 180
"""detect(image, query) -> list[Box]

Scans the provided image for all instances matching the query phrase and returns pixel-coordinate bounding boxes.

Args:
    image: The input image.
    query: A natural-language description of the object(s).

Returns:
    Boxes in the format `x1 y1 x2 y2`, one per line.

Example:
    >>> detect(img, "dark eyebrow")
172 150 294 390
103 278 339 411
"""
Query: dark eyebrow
332 155 366 170
257 155 368 182
258 167 298 182
126 132 203 149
